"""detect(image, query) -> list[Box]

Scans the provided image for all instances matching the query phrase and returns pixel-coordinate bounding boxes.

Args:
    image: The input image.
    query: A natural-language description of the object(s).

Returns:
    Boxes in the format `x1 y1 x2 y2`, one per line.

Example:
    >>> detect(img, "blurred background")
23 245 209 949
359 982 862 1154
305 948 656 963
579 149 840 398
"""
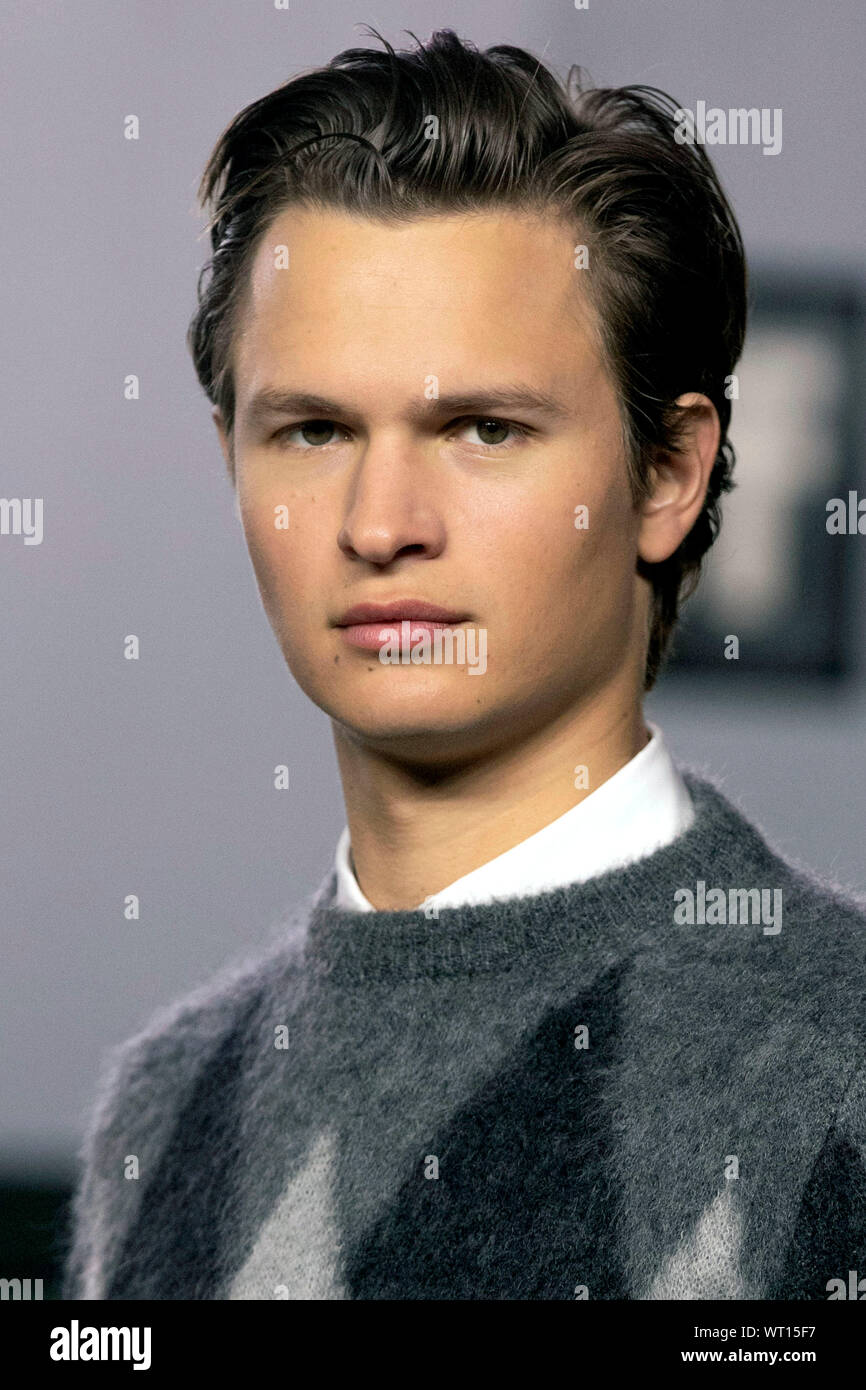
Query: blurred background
2 0 864 1296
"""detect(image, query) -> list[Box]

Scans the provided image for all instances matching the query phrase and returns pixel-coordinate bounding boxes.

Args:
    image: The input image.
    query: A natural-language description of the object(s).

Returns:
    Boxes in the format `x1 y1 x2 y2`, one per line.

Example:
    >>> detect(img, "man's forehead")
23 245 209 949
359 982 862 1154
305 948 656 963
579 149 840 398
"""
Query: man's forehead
233 205 601 405
245 203 582 297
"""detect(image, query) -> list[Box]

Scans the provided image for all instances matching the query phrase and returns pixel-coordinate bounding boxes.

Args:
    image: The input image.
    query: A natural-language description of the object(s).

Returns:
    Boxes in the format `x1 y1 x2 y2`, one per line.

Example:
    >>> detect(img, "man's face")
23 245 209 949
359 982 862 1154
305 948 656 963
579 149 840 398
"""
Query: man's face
219 206 648 763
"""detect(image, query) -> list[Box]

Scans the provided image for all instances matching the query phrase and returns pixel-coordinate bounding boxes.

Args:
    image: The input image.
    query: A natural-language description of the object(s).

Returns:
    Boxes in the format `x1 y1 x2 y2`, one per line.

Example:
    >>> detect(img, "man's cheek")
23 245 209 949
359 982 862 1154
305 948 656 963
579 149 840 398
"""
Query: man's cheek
242 525 297 631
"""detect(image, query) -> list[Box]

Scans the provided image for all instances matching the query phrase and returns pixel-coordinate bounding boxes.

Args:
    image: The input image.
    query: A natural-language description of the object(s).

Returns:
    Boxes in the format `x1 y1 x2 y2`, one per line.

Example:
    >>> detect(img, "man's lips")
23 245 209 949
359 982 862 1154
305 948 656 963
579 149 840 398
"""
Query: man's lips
336 601 467 626
334 601 470 652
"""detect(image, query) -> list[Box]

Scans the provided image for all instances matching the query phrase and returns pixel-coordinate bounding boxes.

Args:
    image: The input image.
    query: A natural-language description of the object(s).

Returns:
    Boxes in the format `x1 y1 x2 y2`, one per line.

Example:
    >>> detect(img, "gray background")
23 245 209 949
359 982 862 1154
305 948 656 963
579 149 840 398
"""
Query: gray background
2 0 865 1179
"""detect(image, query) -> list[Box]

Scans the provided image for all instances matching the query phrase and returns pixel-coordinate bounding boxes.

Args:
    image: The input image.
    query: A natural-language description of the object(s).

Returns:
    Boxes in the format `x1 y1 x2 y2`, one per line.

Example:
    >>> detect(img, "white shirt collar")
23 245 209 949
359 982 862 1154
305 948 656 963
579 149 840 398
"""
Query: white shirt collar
333 721 693 913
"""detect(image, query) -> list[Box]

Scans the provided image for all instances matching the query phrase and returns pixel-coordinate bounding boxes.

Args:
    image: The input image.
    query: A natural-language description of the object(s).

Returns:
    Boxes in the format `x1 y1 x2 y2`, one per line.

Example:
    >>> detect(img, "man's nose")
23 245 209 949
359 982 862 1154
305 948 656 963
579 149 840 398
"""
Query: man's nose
336 437 447 564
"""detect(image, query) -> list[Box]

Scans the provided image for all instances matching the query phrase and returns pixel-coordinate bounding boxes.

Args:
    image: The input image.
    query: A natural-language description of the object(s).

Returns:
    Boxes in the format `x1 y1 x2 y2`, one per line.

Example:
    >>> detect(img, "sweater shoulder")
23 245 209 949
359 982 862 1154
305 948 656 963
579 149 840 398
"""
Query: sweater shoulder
684 769 866 929
90 908 311 1118
673 770 866 1006
61 904 312 1298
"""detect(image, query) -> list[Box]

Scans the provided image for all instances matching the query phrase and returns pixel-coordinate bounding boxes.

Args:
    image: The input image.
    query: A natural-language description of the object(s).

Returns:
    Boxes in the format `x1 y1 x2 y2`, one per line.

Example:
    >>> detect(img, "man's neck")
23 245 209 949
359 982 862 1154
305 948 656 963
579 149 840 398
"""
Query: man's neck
333 689 649 911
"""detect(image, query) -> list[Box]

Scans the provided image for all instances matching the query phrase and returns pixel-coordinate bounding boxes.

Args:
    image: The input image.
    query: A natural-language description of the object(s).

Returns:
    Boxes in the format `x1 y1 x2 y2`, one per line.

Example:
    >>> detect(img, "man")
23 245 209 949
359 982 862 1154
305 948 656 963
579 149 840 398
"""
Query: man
63 28 866 1300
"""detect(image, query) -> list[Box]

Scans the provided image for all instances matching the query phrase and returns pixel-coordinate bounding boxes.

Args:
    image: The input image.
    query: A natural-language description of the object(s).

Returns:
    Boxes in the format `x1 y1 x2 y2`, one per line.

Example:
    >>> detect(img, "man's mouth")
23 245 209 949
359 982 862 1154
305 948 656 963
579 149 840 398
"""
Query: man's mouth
334 600 470 652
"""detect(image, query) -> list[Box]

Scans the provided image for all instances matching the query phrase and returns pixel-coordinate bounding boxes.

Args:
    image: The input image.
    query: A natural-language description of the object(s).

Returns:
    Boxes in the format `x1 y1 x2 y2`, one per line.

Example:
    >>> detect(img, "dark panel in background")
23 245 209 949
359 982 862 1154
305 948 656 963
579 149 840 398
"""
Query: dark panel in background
666 268 866 680
0 1184 72 1301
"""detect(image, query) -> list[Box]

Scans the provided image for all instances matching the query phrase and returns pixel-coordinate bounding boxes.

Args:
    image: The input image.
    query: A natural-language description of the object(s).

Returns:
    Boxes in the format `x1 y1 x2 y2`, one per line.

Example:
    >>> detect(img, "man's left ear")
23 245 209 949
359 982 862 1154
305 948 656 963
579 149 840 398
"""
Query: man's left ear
637 392 721 565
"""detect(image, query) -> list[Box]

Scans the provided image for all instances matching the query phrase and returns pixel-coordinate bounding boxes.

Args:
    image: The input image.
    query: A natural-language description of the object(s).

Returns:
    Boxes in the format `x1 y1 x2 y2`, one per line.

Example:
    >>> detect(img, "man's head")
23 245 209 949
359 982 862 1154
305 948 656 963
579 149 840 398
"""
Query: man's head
187 28 746 761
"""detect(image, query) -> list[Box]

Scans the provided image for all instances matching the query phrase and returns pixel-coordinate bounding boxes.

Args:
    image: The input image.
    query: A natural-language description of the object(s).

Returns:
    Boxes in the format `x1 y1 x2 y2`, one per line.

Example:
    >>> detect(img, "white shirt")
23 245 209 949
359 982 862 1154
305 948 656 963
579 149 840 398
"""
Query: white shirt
333 721 693 912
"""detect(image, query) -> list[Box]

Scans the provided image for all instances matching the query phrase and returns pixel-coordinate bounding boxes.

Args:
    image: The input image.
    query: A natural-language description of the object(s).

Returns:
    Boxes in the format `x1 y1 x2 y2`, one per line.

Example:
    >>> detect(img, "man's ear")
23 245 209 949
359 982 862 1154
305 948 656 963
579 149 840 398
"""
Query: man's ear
637 392 720 565
211 407 236 485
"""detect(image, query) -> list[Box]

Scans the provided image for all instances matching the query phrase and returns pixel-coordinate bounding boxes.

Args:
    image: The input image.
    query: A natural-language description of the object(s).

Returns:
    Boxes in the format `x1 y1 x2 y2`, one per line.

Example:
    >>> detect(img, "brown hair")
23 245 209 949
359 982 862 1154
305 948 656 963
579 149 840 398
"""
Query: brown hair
187 27 747 689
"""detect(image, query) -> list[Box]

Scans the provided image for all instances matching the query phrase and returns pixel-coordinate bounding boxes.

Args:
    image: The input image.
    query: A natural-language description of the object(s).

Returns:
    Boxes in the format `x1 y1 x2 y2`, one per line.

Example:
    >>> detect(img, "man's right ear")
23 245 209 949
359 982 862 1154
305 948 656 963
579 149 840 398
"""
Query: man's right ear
211 407 236 485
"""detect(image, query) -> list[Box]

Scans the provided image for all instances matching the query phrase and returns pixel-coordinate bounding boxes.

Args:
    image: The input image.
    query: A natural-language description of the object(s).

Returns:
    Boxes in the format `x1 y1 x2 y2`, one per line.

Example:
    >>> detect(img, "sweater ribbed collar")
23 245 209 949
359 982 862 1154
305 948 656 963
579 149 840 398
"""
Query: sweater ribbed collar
302 772 773 982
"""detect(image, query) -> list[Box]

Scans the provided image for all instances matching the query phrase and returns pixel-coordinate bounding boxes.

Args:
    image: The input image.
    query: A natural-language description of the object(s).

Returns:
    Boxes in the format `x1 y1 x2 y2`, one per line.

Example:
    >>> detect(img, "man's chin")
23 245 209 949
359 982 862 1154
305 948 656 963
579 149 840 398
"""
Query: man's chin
325 693 503 766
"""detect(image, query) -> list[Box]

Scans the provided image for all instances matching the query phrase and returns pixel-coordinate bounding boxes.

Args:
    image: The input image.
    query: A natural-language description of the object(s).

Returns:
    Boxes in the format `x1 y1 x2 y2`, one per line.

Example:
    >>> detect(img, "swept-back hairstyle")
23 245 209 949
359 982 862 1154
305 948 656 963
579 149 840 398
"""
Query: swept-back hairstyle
188 27 747 689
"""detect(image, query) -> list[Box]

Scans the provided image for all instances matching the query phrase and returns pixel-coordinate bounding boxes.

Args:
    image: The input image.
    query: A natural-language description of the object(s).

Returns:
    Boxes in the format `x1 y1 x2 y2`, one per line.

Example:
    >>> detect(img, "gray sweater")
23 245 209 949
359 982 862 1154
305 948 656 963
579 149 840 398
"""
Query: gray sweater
62 771 866 1299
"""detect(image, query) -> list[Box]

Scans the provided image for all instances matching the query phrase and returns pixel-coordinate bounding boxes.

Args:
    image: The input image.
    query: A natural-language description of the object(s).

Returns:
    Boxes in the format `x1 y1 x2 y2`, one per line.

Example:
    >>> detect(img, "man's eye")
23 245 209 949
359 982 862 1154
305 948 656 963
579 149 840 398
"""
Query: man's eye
274 419 342 448
455 417 528 449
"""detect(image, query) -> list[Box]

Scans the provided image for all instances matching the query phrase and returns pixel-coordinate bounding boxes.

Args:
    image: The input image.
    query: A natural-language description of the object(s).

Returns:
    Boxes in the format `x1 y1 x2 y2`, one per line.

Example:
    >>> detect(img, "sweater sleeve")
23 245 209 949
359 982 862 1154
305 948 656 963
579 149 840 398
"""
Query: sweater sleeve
61 1009 221 1299
772 1057 866 1299
61 1034 160 1299
60 931 304 1299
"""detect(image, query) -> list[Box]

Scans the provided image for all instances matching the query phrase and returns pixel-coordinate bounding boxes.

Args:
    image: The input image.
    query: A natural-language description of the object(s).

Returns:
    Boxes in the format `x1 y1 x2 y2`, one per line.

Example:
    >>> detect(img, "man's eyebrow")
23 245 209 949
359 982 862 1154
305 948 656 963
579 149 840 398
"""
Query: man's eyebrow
241 385 571 429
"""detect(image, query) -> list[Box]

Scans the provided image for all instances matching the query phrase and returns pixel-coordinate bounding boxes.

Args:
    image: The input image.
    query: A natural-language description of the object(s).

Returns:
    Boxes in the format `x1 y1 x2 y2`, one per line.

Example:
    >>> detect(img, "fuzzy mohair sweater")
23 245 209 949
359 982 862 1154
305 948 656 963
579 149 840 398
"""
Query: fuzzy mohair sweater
62 772 866 1300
